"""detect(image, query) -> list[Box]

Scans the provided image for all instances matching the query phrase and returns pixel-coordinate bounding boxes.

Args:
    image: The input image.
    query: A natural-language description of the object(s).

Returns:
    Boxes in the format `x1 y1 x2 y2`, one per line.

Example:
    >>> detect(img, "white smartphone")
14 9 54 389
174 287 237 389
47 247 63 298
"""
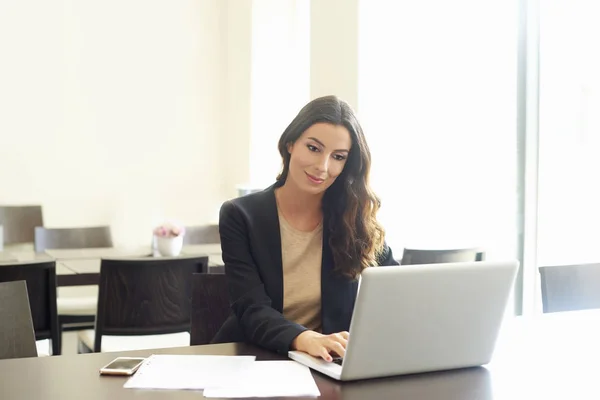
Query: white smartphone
99 357 146 376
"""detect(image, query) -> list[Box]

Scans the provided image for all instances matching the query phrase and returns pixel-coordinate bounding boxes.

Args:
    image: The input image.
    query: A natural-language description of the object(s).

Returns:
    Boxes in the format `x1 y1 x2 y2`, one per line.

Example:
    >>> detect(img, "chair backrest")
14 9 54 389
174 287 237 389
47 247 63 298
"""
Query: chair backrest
0 261 60 355
400 248 486 265
190 272 230 345
539 263 600 313
94 256 209 352
183 225 220 245
34 226 113 252
0 206 44 245
0 280 38 359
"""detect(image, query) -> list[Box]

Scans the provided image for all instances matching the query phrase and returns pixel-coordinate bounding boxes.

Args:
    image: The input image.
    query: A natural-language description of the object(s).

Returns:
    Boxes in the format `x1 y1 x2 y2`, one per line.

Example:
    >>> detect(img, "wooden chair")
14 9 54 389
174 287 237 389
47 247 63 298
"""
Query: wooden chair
183 224 220 245
190 272 230 345
539 263 600 313
0 260 60 355
78 256 208 352
34 226 113 334
34 226 113 252
400 248 486 265
0 205 43 245
0 281 38 360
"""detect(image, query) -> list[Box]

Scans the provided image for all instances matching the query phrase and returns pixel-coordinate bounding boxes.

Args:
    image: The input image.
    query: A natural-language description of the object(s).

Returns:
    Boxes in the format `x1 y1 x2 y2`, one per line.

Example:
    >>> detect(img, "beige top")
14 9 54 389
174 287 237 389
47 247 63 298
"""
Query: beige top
278 212 323 332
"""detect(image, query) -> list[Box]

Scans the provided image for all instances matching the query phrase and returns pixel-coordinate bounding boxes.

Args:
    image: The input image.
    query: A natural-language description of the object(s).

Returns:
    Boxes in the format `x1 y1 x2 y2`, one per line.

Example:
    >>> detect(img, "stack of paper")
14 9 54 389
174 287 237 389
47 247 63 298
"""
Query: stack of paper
123 355 320 398
203 360 320 398
124 355 256 390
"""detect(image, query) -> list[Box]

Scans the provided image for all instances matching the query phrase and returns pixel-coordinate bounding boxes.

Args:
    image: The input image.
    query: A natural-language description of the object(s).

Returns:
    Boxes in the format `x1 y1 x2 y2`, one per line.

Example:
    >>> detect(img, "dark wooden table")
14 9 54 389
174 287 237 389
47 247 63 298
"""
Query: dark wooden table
0 342 489 400
2 310 600 399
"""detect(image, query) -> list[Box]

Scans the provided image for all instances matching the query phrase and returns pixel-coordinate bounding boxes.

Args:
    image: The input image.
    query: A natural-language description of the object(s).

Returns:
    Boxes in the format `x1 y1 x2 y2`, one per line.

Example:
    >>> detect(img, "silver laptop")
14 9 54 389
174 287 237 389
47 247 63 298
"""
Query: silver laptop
288 260 519 381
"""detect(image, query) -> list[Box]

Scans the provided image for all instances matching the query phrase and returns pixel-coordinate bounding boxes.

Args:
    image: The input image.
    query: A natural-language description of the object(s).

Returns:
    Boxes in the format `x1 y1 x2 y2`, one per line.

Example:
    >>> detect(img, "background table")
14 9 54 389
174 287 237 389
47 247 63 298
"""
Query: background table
1 244 224 286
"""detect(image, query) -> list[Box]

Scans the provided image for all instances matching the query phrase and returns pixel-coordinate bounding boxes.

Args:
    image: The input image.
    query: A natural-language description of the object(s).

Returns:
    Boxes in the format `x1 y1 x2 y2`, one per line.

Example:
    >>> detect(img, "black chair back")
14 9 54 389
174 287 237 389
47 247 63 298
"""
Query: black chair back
94 256 208 352
539 263 600 313
401 248 485 265
34 226 113 252
191 272 230 345
0 280 39 359
0 260 60 355
0 205 43 245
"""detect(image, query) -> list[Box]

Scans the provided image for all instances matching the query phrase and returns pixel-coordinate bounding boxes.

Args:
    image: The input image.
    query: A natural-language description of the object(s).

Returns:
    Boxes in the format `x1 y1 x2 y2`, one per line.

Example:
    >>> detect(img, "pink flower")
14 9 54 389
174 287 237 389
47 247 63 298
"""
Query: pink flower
153 222 185 238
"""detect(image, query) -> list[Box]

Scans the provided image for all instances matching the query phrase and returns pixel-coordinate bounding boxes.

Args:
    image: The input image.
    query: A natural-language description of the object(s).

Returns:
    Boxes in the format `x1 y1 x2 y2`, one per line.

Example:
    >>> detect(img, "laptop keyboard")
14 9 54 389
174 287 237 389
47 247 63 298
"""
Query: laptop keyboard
332 357 343 365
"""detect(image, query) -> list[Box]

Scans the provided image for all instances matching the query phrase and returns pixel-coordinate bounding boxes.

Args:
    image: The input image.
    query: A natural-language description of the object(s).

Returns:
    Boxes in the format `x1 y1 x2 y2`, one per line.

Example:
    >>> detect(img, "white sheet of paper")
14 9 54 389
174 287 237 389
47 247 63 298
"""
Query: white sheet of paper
203 360 321 398
123 354 256 390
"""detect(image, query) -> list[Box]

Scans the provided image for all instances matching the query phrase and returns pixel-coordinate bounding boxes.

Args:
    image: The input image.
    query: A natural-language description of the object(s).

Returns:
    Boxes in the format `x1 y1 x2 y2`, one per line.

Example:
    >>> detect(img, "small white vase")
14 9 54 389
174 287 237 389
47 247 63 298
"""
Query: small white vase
156 235 184 257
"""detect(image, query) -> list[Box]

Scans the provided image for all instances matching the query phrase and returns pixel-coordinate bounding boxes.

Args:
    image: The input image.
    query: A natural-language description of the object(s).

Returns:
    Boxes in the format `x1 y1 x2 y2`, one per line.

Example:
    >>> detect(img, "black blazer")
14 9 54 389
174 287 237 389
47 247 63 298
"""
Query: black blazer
212 183 398 354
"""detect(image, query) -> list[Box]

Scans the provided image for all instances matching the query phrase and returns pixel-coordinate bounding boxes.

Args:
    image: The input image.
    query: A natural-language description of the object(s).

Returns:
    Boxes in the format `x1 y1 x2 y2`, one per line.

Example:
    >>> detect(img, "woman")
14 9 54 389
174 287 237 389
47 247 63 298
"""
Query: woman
213 95 398 361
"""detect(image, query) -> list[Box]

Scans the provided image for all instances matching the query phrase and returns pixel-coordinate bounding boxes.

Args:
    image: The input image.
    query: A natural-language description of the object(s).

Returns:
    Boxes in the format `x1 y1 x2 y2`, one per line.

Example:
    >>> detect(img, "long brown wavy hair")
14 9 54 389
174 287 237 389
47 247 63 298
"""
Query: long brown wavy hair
276 95 385 279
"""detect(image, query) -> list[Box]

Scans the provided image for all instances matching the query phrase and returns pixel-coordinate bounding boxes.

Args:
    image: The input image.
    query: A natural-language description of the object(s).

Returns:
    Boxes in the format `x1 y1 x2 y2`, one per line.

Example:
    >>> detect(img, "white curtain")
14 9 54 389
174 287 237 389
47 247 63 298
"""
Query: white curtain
537 0 600 266
358 0 519 260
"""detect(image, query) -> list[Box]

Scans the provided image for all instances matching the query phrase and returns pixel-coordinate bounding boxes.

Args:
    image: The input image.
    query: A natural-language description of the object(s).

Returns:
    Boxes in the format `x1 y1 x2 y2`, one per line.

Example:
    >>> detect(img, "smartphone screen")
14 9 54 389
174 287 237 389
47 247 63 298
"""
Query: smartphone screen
100 357 146 375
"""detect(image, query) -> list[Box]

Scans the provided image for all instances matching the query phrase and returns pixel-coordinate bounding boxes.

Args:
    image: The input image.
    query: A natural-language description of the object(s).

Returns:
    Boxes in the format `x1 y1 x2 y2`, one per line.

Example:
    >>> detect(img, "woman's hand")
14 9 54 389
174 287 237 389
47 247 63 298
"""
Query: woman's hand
291 330 349 362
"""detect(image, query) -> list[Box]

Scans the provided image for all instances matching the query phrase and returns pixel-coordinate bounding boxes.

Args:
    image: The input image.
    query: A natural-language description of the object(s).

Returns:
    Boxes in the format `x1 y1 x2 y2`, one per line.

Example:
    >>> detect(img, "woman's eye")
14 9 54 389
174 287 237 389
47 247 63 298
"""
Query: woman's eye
307 144 319 152
333 154 347 161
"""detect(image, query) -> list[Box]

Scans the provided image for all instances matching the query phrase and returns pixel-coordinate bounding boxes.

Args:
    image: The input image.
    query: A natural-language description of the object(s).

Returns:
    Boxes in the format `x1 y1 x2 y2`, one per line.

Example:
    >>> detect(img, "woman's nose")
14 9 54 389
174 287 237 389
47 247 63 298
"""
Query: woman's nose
315 154 329 172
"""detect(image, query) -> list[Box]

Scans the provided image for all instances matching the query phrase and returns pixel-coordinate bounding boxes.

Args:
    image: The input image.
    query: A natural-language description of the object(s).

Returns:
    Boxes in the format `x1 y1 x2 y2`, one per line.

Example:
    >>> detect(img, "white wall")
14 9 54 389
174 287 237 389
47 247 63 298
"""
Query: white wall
250 0 310 187
0 0 226 247
310 0 359 109
221 0 253 200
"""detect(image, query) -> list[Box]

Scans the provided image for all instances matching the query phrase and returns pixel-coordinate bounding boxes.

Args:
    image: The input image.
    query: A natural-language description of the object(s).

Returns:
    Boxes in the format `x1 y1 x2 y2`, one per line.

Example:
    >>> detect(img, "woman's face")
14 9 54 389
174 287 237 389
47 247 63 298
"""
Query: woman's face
287 123 352 195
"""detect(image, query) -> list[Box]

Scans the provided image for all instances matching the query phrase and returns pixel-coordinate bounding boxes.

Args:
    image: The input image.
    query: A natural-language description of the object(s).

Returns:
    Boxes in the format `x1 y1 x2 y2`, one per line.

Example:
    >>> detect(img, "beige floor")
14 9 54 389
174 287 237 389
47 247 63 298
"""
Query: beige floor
61 331 79 355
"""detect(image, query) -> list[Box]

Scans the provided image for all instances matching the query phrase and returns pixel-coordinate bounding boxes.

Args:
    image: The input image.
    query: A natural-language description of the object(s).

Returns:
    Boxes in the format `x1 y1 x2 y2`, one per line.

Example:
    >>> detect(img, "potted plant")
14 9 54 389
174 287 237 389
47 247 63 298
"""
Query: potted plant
153 223 185 257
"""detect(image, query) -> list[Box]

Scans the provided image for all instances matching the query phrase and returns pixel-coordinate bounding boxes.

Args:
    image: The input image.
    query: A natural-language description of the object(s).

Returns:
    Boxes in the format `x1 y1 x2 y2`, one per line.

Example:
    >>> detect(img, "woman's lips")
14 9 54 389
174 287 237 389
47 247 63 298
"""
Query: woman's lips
305 172 325 184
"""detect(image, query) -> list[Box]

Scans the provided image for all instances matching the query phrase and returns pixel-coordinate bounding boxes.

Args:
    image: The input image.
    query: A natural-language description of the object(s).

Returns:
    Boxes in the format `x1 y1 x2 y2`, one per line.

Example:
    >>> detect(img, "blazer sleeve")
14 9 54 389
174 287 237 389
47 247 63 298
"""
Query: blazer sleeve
377 242 400 266
219 200 308 354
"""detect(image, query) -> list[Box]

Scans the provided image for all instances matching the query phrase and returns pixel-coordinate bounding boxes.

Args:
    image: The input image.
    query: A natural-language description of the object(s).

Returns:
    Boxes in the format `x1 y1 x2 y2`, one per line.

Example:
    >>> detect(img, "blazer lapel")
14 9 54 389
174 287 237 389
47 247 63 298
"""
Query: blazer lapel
255 185 284 311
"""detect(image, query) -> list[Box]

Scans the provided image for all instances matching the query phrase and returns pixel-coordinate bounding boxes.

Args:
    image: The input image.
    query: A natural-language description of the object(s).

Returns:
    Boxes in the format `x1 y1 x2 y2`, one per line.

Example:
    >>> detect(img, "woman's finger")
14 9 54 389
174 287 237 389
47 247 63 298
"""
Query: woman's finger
338 331 350 340
331 333 348 348
326 340 346 358
319 346 332 362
